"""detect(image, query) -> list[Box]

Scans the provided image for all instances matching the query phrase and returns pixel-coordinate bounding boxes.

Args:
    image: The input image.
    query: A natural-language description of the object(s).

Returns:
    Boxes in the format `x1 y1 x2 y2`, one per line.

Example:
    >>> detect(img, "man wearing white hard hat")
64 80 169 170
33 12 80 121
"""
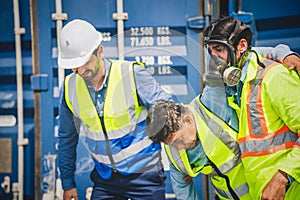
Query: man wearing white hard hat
57 19 173 200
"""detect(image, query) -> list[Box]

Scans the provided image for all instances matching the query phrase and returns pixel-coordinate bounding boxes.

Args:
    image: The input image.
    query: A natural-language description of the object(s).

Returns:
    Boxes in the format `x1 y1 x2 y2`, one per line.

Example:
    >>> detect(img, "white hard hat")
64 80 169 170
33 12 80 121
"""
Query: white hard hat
58 19 103 69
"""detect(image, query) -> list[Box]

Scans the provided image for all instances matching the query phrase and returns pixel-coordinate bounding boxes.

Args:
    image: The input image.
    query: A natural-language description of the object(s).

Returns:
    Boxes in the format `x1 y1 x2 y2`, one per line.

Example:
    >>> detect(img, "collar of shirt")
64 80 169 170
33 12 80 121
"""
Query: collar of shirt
186 140 209 166
240 58 250 83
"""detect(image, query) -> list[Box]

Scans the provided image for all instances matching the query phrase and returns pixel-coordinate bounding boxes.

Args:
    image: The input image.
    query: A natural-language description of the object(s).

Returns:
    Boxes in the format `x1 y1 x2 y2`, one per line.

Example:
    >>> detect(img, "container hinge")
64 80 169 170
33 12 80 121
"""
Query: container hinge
231 11 253 24
112 12 128 20
30 74 49 91
187 16 211 30
51 13 68 21
18 138 29 146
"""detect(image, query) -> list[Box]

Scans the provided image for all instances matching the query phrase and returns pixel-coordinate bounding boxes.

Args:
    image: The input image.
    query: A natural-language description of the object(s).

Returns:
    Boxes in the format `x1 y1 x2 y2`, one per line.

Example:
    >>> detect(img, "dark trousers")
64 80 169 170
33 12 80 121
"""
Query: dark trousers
90 166 166 200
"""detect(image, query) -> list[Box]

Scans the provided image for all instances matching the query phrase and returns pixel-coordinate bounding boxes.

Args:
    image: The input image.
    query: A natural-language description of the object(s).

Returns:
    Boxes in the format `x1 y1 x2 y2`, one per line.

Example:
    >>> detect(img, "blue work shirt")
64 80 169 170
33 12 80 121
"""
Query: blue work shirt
57 58 173 190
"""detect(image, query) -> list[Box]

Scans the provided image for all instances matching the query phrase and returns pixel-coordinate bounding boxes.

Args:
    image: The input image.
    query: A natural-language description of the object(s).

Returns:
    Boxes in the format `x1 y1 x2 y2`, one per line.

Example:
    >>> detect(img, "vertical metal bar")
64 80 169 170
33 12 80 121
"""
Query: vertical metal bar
29 0 42 199
116 0 125 60
12 0 26 199
54 0 65 89
236 0 242 12
199 0 205 94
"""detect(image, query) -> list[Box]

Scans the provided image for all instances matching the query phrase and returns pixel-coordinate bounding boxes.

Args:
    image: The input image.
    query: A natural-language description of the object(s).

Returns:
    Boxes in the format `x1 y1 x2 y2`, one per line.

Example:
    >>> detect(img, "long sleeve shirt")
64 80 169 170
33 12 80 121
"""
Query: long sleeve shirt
57 59 172 190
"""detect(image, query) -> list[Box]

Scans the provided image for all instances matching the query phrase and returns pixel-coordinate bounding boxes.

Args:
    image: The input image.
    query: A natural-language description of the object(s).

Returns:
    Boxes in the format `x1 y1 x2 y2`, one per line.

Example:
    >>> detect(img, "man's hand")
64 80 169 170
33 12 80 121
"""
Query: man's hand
63 188 79 200
283 54 300 74
183 174 192 184
261 170 289 200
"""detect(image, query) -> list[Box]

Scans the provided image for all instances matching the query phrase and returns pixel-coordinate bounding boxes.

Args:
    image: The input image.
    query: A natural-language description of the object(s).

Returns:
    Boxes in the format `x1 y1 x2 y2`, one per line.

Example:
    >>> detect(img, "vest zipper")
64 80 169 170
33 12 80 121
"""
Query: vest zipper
208 158 240 200
99 116 117 172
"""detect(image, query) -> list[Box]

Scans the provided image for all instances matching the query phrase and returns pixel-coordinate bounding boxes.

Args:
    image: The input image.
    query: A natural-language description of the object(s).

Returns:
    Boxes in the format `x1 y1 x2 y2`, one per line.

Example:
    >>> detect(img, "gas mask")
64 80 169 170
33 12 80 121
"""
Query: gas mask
202 18 252 87
203 47 241 87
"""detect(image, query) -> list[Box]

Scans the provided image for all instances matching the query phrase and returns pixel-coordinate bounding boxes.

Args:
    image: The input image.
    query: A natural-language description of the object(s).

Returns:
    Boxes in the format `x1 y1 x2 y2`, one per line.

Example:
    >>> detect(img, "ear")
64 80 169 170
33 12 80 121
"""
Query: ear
182 114 194 127
72 68 79 73
97 45 104 57
237 38 248 54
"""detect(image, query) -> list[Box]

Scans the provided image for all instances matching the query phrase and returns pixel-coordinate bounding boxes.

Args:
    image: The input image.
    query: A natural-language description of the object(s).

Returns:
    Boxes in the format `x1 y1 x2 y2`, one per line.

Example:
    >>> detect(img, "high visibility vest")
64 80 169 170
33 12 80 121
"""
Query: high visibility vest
165 96 251 200
64 60 160 178
230 53 300 199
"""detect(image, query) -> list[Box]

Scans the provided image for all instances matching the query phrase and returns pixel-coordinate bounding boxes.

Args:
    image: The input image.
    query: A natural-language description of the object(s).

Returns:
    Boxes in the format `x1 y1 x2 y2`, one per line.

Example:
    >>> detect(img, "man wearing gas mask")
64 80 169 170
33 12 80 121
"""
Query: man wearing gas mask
203 17 300 200
202 24 300 130
201 43 300 130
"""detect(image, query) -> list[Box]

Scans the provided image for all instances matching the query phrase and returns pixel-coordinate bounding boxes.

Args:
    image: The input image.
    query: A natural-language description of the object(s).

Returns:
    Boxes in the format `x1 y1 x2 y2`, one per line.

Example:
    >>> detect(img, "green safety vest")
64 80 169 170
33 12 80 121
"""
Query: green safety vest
165 96 251 200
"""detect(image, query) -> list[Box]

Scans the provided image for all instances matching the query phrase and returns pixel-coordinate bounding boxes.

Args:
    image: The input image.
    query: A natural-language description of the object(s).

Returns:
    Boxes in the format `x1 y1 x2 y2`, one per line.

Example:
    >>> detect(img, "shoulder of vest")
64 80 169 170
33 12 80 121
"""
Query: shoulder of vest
134 61 145 67
65 72 77 83
66 72 76 77
110 59 145 68
190 96 204 110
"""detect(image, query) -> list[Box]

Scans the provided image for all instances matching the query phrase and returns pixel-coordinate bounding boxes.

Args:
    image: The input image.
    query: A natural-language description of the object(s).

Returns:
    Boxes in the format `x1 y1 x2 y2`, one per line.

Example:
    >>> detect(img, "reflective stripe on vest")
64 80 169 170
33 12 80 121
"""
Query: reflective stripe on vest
192 98 242 175
239 59 299 158
64 60 151 167
215 182 249 200
90 136 154 163
164 145 189 175
165 96 250 199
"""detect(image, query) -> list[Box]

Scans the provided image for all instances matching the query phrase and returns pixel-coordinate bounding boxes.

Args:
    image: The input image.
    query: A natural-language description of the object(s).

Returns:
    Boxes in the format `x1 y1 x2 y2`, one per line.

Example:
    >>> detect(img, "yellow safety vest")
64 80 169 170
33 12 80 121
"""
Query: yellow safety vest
165 96 251 200
64 60 156 175
229 53 300 199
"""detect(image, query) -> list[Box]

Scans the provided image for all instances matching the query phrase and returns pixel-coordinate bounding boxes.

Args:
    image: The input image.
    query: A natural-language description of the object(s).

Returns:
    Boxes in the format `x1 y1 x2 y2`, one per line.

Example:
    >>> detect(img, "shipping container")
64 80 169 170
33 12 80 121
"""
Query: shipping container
0 0 299 199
